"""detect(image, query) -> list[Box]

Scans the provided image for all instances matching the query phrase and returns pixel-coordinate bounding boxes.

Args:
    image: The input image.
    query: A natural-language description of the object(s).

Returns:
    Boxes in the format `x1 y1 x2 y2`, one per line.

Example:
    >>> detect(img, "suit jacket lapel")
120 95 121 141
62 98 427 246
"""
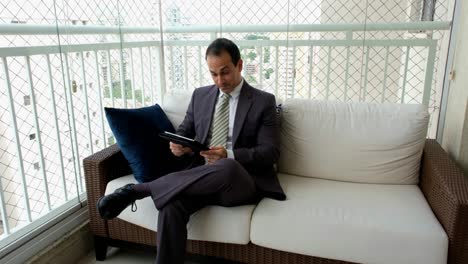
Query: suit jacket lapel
232 82 253 146
201 86 219 143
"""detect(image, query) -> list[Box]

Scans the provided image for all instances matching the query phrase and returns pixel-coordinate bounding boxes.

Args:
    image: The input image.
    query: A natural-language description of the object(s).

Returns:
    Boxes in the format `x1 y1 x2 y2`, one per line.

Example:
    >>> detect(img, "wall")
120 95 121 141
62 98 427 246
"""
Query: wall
442 0 468 175
26 222 93 264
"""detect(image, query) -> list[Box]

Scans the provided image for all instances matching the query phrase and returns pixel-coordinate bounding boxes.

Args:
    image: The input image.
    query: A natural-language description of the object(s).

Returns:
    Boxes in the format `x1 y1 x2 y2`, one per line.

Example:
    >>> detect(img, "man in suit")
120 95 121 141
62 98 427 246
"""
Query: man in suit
97 38 285 264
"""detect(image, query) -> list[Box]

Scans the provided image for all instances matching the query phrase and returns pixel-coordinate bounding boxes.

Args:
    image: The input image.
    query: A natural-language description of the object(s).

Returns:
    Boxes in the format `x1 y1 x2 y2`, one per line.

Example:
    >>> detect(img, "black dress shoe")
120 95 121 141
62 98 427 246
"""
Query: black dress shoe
97 184 138 220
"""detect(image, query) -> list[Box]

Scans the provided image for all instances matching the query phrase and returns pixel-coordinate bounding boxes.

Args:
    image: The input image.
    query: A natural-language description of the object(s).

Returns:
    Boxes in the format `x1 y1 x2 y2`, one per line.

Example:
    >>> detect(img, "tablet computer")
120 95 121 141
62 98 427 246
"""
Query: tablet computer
159 131 209 151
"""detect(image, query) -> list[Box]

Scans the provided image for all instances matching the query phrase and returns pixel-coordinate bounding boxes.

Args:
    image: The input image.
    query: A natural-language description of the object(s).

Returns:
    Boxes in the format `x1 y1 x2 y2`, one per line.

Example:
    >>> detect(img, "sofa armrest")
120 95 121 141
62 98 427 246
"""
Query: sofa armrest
83 144 132 237
419 139 468 264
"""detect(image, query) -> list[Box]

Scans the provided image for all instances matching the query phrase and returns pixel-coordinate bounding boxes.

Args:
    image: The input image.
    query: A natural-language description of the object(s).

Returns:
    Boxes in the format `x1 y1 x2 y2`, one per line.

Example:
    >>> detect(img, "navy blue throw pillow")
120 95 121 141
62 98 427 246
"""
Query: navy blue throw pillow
105 104 176 183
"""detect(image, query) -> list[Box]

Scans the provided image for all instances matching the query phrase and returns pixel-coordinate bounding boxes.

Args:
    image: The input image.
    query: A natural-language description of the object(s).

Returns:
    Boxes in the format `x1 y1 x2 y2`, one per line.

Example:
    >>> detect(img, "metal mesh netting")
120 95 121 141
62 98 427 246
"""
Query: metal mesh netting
161 0 452 139
0 0 162 234
0 0 455 236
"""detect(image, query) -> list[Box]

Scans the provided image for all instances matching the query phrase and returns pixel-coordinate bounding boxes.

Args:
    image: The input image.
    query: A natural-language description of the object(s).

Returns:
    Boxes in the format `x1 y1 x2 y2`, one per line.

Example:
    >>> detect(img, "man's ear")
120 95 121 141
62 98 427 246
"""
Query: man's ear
237 59 243 72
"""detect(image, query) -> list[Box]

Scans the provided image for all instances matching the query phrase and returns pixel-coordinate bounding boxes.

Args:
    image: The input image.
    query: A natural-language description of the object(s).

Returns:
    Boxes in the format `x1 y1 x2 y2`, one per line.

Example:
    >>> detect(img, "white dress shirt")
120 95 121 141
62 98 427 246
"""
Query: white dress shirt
217 78 243 159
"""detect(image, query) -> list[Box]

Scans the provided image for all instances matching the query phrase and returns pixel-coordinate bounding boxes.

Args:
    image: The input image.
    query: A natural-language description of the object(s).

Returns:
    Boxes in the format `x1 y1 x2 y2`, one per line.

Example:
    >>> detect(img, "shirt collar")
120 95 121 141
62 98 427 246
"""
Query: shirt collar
219 78 243 99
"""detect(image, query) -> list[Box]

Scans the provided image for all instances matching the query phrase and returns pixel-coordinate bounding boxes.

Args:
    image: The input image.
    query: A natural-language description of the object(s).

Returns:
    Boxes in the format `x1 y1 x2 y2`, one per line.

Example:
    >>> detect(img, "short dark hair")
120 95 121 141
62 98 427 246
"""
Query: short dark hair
205 38 241 66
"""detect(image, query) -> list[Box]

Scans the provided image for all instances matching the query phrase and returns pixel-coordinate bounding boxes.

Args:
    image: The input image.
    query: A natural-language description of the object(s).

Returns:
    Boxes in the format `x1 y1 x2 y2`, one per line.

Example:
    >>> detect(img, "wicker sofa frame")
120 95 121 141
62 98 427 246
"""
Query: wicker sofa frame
84 139 468 264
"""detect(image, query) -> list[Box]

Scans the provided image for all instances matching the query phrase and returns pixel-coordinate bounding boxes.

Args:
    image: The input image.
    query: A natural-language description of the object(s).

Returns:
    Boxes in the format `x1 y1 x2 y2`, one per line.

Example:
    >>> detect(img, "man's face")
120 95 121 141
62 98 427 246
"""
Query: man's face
206 51 243 94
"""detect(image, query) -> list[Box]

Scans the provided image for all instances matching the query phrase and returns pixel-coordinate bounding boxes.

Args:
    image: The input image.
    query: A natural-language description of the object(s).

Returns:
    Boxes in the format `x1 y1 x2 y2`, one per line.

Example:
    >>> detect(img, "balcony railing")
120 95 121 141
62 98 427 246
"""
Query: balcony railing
0 21 451 252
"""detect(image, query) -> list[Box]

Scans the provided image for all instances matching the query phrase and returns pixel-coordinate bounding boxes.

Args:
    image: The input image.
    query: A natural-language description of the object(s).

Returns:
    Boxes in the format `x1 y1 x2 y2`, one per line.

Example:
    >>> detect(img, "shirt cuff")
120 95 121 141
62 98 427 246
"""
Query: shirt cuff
227 149 235 159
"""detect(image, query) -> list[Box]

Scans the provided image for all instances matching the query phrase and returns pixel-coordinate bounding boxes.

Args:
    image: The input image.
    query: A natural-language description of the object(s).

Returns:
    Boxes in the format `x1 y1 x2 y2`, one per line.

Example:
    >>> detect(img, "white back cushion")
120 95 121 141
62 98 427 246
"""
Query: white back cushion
162 91 192 128
278 99 429 184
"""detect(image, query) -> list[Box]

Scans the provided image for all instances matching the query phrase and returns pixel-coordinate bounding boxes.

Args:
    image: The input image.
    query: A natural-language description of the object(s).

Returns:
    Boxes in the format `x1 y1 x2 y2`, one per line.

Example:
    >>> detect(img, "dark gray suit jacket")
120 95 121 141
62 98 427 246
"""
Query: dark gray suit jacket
176 81 286 201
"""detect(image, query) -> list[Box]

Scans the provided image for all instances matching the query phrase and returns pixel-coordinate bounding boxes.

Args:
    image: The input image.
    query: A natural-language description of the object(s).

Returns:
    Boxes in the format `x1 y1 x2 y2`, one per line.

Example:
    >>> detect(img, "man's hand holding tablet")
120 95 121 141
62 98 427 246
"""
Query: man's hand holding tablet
159 131 209 152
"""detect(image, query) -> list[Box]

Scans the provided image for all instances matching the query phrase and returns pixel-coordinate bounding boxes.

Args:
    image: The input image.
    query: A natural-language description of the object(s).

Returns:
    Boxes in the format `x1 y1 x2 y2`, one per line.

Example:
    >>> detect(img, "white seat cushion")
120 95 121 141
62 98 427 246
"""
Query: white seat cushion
105 175 255 244
250 174 448 264
278 99 429 184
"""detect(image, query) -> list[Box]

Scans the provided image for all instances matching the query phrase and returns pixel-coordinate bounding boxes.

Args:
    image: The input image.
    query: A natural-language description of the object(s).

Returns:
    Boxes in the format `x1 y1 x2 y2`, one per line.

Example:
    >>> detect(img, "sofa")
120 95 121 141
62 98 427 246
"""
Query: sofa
84 92 468 264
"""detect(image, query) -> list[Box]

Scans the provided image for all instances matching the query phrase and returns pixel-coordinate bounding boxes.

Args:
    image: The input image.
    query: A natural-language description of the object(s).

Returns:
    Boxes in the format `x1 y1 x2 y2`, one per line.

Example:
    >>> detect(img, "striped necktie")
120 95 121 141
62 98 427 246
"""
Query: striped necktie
210 92 231 147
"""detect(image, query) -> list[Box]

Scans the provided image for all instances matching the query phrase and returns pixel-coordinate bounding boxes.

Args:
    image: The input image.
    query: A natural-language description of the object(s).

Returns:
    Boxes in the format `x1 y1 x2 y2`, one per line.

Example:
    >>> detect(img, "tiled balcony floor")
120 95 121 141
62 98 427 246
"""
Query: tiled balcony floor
78 246 242 264
78 247 156 264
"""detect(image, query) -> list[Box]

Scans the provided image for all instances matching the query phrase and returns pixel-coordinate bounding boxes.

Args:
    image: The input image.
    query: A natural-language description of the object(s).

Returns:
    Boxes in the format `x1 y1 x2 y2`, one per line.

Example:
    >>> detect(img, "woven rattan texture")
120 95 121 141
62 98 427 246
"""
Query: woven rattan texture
84 144 132 237
420 139 468 264
108 218 156 246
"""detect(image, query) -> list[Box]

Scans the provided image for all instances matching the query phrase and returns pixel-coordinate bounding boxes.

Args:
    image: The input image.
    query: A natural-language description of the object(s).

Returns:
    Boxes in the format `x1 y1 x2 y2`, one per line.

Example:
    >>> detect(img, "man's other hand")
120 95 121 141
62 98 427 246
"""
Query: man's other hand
169 142 192 157
200 146 228 164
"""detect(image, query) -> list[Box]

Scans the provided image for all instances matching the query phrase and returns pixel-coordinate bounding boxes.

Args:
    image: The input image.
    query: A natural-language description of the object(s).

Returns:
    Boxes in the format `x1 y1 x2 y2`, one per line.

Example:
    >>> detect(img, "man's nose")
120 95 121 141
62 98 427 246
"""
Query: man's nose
218 76 226 84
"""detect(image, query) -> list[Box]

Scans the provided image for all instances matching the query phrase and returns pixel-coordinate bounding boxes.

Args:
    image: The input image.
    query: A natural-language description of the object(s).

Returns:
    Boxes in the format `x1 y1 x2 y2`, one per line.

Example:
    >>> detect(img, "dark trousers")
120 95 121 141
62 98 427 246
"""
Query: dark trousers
143 158 257 264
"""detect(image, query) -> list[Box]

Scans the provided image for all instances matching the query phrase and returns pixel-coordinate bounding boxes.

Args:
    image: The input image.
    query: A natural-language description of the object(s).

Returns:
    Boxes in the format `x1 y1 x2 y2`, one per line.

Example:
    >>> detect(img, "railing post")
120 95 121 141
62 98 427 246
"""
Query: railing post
156 43 165 103
362 46 370 102
94 51 107 148
308 45 314 99
118 50 127 108
344 32 352 101
184 46 188 91
79 52 94 154
275 45 279 98
423 41 437 106
291 46 297 98
129 49 137 108
382 46 390 103
210 32 217 40
0 164 9 234
169 46 175 91
106 50 115 108
3 56 33 223
401 46 411 103
326 46 332 100
148 46 155 103
1 56 24 233
25 56 52 212
259 45 263 89
63 54 83 195
198 46 203 87
45 54 68 202
139 47 146 105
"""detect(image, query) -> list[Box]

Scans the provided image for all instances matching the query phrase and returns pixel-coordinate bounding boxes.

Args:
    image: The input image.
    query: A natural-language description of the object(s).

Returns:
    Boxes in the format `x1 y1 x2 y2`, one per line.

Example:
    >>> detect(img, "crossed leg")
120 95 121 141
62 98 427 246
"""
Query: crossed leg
150 159 257 264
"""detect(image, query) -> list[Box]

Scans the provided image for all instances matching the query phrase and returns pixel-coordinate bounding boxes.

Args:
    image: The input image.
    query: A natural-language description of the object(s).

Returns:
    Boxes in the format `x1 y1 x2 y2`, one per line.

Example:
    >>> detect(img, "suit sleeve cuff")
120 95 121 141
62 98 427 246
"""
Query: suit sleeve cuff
227 149 235 159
